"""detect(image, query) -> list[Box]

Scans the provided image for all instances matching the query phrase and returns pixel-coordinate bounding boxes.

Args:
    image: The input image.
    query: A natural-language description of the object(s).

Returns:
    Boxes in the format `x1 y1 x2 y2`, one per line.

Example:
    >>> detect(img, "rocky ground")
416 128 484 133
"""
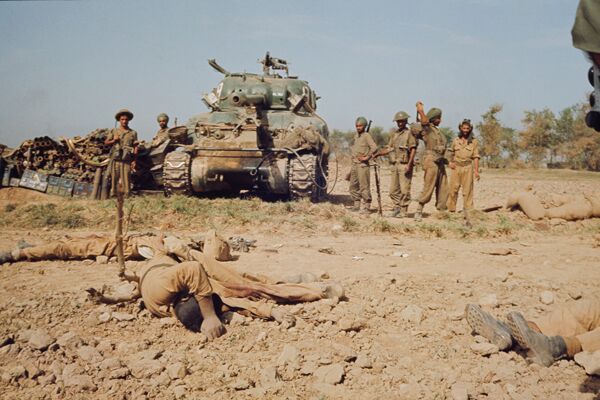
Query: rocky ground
0 167 599 399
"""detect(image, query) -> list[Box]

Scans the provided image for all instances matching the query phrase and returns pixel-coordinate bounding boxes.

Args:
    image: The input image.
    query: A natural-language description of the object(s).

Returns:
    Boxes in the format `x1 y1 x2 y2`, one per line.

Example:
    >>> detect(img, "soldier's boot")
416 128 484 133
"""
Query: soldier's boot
414 203 424 222
349 201 361 212
506 311 568 367
400 206 408 217
385 207 403 218
0 251 14 264
465 304 512 351
360 203 372 214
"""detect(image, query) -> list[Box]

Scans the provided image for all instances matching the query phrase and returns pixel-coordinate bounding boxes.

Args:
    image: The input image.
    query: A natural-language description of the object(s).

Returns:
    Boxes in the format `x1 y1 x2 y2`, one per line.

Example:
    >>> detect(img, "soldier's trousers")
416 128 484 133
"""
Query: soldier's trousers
533 296 600 352
17 235 163 261
389 163 412 208
447 163 474 212
190 244 328 319
349 164 372 203
107 160 132 197
417 157 448 210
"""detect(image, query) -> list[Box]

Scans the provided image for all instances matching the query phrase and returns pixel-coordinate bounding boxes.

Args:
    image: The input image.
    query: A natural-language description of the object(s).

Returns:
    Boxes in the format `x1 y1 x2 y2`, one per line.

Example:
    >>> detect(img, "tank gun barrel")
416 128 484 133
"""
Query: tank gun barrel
208 59 229 75
229 93 267 107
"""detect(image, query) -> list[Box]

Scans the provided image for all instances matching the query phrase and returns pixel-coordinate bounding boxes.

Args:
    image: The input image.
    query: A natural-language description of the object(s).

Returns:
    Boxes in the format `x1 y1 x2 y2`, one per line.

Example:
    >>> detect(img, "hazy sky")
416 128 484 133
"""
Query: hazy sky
0 0 590 146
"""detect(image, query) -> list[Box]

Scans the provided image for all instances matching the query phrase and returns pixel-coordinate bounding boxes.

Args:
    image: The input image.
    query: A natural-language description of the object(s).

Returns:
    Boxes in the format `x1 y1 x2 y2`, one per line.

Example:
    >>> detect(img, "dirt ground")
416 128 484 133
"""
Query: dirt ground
0 167 599 399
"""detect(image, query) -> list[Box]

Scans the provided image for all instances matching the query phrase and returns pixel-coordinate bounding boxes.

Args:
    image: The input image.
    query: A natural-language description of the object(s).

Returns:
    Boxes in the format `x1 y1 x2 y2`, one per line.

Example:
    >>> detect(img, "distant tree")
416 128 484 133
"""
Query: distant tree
567 103 600 171
476 104 505 168
439 127 456 144
499 127 520 164
368 126 389 148
519 108 555 167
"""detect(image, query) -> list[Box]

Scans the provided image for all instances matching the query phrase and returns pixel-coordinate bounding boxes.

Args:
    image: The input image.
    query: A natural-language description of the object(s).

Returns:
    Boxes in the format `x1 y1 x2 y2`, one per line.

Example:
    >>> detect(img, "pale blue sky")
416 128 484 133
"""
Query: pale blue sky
0 0 589 146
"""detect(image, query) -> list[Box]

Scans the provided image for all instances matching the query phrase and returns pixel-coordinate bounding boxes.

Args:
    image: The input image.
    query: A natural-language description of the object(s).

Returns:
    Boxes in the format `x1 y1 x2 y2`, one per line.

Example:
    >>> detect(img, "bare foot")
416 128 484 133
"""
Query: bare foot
201 316 226 340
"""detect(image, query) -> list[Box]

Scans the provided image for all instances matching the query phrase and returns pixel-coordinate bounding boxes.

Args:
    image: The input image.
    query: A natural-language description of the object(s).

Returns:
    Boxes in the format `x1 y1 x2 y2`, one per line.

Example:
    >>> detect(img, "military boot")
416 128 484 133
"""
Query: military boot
360 203 372 215
506 311 568 367
385 207 403 218
414 204 424 222
465 304 512 350
350 201 361 212
0 251 14 264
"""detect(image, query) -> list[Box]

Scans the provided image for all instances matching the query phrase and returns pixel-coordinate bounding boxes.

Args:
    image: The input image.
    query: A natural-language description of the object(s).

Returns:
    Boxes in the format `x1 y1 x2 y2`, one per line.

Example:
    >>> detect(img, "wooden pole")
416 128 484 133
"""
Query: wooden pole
115 170 126 279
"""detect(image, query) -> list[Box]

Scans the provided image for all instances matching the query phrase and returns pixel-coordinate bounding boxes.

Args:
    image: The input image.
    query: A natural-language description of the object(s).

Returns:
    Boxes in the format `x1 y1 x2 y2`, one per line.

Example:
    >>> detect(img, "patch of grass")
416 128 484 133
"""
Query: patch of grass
4 203 16 213
418 223 444 238
495 214 523 235
341 215 359 232
20 203 87 228
474 225 489 237
370 218 395 233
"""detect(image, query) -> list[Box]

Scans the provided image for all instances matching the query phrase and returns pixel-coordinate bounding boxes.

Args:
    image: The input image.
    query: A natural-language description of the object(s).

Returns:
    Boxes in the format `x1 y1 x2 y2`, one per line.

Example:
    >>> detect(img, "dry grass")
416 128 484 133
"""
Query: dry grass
0 190 598 240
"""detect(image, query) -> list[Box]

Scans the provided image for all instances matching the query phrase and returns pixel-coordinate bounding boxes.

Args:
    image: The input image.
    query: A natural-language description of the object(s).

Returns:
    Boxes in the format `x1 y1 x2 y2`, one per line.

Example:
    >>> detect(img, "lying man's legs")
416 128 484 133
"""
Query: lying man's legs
466 298 600 367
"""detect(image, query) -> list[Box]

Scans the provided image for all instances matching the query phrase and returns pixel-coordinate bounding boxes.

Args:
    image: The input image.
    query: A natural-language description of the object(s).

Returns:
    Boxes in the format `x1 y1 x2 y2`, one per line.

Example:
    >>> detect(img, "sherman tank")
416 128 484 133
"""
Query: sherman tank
160 53 330 201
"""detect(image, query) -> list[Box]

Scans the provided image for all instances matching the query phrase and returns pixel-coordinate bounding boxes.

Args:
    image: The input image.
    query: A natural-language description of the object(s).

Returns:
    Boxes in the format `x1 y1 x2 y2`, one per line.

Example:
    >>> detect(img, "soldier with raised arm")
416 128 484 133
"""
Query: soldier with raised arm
412 102 449 221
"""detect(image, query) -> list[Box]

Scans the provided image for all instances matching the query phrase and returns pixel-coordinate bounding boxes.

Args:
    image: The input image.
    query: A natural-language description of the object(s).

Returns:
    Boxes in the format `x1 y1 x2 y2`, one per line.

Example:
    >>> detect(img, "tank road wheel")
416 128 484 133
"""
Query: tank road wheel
288 153 327 202
163 151 191 196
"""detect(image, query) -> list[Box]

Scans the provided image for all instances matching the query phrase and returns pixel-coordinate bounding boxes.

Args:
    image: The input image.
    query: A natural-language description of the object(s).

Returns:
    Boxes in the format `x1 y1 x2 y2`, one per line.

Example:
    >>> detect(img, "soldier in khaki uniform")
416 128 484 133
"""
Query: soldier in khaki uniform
375 111 417 218
151 113 170 147
104 109 138 197
349 116 378 213
413 102 449 221
447 119 480 226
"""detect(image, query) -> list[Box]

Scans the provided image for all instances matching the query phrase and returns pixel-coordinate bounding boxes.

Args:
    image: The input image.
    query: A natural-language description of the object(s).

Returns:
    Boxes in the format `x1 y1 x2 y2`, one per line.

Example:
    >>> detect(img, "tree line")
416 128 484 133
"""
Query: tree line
329 101 600 171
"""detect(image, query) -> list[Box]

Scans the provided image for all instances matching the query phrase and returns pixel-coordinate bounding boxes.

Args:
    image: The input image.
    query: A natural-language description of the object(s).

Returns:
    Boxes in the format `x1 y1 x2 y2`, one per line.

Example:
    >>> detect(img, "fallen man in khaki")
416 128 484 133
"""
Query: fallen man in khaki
465 297 600 367
77 231 344 336
0 230 231 264
506 190 600 221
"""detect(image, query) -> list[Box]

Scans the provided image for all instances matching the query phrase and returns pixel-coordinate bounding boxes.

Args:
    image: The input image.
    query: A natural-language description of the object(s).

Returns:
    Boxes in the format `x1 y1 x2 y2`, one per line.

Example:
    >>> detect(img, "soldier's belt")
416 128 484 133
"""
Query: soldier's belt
454 160 472 167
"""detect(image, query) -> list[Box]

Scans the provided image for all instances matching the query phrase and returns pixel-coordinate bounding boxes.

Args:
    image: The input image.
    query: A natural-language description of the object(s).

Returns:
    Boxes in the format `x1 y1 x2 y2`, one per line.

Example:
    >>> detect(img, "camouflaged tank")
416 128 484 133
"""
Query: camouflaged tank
161 53 330 201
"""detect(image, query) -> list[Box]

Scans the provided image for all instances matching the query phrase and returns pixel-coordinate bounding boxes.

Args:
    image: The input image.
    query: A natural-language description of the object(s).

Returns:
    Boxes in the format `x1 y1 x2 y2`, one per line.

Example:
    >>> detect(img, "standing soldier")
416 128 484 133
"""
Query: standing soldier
413 101 449 221
349 116 378 213
375 111 417 218
104 109 138 197
447 119 480 227
151 113 170 147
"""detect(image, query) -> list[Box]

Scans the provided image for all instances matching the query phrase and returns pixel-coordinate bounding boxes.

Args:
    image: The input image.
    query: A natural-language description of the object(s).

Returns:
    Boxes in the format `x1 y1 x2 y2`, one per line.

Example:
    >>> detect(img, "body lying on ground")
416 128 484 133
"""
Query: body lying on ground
506 191 600 221
1 230 344 338
466 296 600 367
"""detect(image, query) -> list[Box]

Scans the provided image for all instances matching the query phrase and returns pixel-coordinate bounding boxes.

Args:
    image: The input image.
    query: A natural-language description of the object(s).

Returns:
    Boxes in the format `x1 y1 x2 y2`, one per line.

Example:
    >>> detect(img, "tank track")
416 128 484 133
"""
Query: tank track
163 151 192 196
288 153 327 202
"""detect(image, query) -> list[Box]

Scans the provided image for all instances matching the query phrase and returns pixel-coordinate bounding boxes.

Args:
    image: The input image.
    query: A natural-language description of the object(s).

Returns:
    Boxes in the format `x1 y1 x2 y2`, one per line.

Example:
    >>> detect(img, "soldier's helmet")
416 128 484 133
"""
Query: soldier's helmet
393 111 410 121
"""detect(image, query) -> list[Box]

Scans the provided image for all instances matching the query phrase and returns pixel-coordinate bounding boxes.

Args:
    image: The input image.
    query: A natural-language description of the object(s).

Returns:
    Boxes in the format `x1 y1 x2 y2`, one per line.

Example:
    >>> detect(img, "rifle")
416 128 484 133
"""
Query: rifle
373 161 382 216
366 120 382 216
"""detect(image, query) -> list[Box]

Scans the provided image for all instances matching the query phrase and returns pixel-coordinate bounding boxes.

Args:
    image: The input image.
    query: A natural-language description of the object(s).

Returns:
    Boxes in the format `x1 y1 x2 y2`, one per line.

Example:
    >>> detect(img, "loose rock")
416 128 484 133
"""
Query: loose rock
400 305 424 323
574 351 600 376
470 342 499 356
314 363 345 385
539 291 554 305
28 329 54 351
